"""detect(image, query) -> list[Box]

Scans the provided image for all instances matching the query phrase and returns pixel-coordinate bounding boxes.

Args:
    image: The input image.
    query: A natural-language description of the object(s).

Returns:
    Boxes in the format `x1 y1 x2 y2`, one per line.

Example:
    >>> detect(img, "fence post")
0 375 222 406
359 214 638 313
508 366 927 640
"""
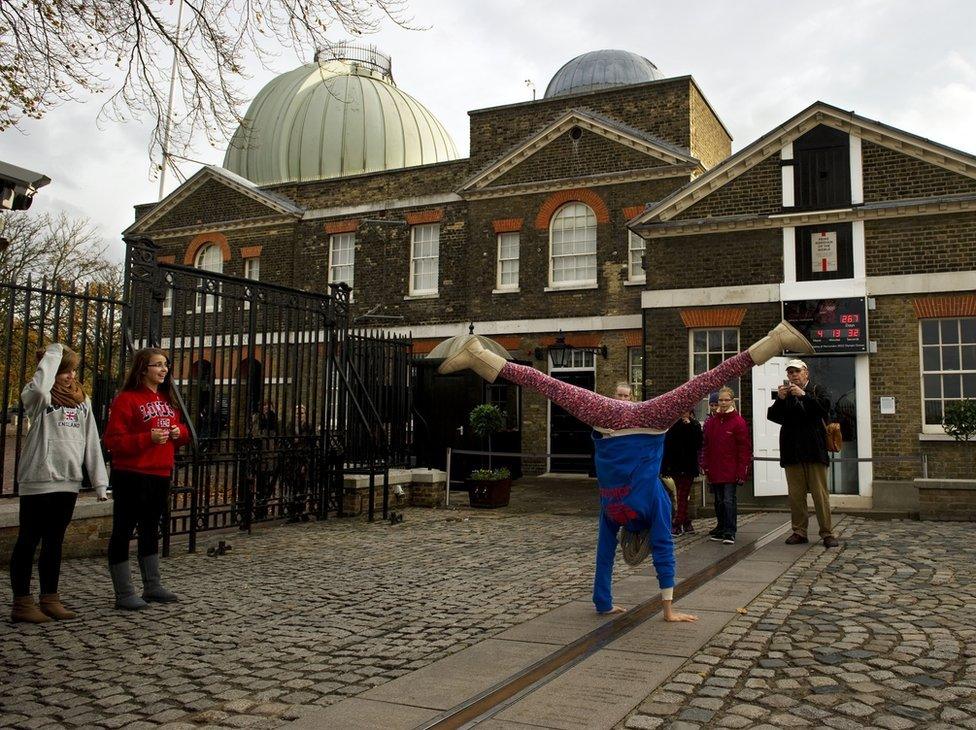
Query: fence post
445 447 452 507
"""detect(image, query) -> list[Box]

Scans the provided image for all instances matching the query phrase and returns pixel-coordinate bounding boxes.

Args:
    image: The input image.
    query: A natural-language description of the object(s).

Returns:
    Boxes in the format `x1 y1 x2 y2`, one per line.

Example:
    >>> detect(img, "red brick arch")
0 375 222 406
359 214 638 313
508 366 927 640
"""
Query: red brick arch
534 189 610 230
184 232 232 265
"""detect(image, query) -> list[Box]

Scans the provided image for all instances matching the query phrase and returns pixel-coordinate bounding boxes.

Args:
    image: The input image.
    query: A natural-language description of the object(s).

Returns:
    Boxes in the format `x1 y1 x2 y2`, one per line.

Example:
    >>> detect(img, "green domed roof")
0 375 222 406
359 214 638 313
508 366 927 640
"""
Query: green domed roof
223 46 458 186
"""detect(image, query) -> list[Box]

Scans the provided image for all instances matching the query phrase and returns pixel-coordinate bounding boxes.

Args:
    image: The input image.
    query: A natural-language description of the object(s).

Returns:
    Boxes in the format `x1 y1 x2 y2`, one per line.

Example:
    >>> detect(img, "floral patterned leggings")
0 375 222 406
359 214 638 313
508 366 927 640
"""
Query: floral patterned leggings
499 350 754 431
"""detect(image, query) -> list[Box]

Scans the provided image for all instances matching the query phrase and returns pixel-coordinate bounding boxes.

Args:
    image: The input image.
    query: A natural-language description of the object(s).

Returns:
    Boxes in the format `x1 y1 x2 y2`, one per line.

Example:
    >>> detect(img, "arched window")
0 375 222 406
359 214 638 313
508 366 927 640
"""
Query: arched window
549 203 597 287
194 243 223 312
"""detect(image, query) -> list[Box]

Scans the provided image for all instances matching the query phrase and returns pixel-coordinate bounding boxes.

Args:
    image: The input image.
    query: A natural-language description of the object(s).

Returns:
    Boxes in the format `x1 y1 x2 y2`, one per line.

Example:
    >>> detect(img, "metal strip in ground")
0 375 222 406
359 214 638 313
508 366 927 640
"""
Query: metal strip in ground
416 518 795 730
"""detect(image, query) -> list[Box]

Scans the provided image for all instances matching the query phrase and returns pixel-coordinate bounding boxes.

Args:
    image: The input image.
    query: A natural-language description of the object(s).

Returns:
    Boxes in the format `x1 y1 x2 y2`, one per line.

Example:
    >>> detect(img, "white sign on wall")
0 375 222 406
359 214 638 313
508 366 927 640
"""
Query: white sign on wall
811 231 838 273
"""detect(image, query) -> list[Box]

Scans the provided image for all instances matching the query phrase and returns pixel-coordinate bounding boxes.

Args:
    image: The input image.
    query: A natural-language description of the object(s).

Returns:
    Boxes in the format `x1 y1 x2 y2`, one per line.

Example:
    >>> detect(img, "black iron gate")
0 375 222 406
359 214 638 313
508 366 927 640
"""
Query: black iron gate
1 237 413 552
124 237 412 551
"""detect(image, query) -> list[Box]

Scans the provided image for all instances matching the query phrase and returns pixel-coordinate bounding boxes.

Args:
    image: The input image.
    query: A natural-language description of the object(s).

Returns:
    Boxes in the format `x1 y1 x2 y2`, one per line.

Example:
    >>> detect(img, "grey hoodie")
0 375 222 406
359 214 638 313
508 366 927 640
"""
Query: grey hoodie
16 343 109 497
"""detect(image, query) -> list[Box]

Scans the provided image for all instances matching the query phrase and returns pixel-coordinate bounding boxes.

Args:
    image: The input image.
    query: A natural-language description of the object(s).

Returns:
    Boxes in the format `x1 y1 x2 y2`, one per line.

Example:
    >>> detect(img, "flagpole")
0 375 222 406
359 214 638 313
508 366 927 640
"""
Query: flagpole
158 0 185 200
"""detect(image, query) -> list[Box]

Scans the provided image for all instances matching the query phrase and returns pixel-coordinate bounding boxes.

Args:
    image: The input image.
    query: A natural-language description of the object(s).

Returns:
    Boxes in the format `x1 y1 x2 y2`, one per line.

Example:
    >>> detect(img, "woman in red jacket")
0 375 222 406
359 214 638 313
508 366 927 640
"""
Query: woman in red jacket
701 386 751 545
103 348 187 610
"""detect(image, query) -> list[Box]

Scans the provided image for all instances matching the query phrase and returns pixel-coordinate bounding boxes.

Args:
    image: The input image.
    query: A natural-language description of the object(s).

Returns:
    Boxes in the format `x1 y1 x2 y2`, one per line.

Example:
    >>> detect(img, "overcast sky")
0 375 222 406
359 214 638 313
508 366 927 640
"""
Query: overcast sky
1 0 974 263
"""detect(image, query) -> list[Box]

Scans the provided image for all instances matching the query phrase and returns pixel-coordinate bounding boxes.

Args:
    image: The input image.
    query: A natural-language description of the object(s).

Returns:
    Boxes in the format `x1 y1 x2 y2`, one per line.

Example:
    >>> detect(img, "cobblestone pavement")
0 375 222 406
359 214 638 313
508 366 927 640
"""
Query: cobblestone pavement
0 481 730 730
619 517 976 730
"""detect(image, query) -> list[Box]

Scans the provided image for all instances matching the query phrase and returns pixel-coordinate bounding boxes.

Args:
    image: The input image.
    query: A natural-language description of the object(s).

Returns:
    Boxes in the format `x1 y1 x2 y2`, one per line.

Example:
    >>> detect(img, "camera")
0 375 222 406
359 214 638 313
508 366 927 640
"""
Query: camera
0 160 50 211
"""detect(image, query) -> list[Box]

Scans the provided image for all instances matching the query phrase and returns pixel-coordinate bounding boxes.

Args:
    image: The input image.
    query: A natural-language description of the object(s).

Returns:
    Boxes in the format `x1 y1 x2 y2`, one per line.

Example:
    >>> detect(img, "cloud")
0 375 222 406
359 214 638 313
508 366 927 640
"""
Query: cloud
1 0 974 264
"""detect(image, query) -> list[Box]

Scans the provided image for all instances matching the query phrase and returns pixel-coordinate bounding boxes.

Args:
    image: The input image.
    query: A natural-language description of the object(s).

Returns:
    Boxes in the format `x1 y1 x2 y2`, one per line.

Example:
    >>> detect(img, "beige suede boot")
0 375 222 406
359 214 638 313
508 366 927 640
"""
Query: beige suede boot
748 321 815 365
39 593 77 620
11 596 52 624
437 337 506 382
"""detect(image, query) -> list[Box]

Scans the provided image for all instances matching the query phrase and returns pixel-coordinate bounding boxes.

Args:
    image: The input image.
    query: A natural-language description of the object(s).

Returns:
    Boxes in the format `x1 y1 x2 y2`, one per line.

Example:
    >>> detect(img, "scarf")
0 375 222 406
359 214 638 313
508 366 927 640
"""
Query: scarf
51 380 85 408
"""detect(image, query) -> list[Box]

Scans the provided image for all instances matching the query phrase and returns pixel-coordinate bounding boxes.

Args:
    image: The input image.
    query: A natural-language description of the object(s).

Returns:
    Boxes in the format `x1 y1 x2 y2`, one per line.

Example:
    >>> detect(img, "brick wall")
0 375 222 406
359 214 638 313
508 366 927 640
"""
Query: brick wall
465 178 684 324
862 141 976 202
643 303 780 425
268 159 471 210
865 213 976 277
645 228 782 290
491 129 673 187
468 78 694 166
689 84 732 170
869 294 976 481
147 179 280 232
918 482 976 521
673 156 782 220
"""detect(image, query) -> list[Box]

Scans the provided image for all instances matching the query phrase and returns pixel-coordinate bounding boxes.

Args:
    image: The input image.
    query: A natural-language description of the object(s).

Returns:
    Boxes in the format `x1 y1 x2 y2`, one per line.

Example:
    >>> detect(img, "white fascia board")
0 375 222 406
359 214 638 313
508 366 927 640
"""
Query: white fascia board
641 284 781 309
866 270 976 296
386 314 643 339
303 193 463 221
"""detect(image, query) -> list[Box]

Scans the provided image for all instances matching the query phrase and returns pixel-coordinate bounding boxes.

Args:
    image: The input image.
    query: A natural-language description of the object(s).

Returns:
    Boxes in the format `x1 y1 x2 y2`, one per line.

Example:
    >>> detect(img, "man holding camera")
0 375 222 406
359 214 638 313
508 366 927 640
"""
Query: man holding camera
767 359 839 548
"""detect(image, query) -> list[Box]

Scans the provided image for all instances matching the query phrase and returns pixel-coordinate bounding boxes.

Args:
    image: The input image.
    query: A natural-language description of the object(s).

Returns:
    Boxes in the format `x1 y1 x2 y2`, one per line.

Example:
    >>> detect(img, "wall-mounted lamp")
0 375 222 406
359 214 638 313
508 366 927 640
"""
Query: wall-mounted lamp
534 331 608 366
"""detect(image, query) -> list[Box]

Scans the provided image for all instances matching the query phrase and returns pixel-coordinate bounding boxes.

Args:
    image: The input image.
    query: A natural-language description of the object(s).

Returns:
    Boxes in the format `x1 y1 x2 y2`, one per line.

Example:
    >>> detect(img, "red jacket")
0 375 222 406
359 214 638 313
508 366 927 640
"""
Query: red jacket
701 408 751 485
103 386 188 477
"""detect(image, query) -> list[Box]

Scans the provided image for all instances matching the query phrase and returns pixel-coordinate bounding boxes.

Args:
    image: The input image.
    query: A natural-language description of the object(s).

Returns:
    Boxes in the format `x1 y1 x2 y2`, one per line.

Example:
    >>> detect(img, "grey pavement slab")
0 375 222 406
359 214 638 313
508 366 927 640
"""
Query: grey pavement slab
606 608 737 658
718 559 795 584
495 649 685 729
604 575 660 607
678 578 769 612
495 601 622 645
359 638 556 710
285 698 437 730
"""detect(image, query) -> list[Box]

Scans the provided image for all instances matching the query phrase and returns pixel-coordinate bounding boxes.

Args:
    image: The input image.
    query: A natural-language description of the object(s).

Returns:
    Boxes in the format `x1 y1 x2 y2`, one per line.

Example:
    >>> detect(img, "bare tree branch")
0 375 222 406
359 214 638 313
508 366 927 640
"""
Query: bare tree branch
0 0 419 173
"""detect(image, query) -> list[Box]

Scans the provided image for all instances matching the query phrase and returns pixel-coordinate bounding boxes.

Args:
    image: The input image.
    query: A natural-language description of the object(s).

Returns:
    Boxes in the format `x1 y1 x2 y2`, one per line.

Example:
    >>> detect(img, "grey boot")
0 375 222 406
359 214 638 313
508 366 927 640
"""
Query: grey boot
138 554 179 603
109 562 149 610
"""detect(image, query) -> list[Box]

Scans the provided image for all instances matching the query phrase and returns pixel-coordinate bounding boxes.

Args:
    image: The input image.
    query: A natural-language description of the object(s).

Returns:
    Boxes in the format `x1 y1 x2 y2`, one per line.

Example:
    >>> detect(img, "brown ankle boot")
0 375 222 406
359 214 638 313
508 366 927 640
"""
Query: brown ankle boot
39 593 77 620
11 596 53 624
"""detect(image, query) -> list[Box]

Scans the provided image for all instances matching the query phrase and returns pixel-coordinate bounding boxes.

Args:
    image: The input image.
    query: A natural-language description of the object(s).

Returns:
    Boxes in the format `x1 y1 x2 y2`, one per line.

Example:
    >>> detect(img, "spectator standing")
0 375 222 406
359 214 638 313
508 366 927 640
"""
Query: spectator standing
701 387 751 545
661 410 703 536
767 359 839 547
9 344 109 623
103 348 187 609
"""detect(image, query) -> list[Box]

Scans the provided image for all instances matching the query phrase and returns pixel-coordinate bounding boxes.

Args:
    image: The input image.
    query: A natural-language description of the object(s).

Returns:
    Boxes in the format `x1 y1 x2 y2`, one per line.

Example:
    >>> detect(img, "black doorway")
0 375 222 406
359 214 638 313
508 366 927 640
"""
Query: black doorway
549 370 595 473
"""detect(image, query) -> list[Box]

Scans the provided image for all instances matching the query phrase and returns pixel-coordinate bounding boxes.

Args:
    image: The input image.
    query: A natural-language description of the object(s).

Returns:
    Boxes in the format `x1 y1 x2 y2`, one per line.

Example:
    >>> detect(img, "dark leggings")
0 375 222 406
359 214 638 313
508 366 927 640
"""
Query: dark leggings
107 470 170 565
10 492 78 597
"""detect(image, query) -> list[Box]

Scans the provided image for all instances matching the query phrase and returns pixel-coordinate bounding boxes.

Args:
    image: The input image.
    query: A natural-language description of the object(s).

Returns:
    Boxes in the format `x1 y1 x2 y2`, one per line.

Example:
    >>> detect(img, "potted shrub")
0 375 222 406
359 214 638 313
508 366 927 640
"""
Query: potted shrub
466 403 512 508
943 399 976 442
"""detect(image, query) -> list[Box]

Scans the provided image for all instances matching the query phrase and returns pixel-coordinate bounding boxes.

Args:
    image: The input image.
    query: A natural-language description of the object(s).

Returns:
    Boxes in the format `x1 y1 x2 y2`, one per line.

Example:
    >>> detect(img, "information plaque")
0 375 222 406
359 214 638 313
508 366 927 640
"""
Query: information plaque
783 297 868 354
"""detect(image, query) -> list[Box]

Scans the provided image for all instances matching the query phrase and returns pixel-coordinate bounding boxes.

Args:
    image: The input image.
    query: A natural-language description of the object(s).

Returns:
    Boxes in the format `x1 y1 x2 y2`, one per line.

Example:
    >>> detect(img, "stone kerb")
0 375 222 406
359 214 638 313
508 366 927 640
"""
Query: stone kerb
915 477 976 521
0 496 114 565
342 468 448 514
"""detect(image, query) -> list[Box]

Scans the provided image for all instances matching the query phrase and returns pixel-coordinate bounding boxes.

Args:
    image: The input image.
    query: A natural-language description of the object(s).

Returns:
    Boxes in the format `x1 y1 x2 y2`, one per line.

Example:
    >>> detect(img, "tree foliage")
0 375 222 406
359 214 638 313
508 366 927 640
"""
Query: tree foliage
0 211 121 287
0 0 415 169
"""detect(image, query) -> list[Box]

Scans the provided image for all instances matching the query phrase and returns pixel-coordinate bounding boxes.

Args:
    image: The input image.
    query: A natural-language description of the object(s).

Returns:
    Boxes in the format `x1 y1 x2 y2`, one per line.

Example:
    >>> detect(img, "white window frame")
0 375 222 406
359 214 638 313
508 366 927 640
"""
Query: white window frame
689 328 740 421
409 223 439 297
919 317 976 434
628 346 643 400
548 203 597 290
242 256 260 309
627 231 646 284
495 232 520 292
328 232 356 290
193 243 223 314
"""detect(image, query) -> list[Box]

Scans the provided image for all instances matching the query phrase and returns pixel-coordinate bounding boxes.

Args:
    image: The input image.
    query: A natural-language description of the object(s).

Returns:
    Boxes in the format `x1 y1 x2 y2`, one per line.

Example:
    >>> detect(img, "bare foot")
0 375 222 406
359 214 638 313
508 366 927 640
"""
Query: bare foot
664 611 698 622
598 605 627 615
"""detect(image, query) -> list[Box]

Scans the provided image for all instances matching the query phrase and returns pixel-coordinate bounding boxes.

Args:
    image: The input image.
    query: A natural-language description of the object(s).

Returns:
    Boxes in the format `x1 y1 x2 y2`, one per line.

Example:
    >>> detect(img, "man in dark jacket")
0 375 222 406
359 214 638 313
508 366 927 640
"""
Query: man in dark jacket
767 359 839 547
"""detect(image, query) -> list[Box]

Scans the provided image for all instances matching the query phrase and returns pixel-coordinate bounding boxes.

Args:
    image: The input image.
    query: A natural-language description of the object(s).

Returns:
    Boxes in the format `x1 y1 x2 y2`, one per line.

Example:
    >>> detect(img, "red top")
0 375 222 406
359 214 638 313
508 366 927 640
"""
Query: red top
103 386 188 477
701 409 752 485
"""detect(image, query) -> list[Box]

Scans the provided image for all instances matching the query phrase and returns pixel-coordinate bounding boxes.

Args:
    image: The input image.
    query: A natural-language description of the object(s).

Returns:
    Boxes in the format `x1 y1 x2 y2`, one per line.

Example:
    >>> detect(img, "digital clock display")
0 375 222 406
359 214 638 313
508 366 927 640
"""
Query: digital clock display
783 298 869 354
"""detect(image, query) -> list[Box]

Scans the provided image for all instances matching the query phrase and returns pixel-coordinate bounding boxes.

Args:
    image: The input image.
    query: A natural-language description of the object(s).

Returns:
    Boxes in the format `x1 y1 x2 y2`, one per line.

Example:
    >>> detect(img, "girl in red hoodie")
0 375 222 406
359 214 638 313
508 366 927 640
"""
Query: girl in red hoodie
701 386 751 545
103 348 187 610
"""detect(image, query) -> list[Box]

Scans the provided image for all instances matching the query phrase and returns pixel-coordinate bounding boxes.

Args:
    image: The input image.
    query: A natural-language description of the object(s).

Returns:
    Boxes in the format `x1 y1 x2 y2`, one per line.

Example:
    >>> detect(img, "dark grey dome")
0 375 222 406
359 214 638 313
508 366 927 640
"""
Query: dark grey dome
544 50 665 99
